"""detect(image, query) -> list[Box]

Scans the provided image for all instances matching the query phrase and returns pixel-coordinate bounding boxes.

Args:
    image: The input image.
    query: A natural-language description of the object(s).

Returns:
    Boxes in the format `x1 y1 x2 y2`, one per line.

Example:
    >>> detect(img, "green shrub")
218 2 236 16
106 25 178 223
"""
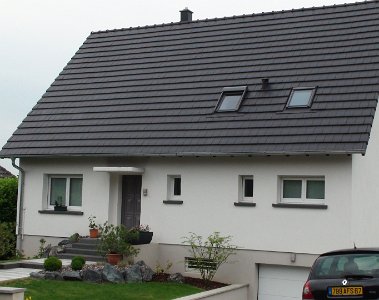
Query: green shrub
0 222 16 259
71 256 86 270
0 177 18 223
44 256 62 271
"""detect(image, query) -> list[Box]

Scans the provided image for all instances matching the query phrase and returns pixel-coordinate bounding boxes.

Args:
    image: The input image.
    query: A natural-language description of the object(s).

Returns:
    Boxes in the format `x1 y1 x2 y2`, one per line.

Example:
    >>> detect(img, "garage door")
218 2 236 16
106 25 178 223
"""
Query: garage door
258 264 310 300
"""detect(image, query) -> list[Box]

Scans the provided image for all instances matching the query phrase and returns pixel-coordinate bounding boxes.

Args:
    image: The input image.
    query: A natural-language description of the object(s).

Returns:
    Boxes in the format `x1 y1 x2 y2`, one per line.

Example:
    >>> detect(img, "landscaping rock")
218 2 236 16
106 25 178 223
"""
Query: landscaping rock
62 271 82 281
169 273 184 283
43 244 51 258
136 261 154 282
58 239 72 246
82 269 102 283
124 264 142 283
45 271 63 280
102 263 124 283
30 271 45 279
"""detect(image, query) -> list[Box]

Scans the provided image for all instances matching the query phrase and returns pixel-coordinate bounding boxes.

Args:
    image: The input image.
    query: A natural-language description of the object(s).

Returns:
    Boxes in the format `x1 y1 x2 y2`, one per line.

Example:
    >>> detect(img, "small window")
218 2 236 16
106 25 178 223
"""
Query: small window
280 177 325 204
287 88 316 108
216 86 247 112
239 176 254 202
167 175 181 200
48 175 83 209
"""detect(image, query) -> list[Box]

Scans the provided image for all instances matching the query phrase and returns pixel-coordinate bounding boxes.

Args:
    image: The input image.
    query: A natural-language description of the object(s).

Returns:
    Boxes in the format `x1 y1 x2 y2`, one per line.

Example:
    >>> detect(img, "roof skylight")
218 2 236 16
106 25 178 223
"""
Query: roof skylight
215 86 247 112
287 88 316 108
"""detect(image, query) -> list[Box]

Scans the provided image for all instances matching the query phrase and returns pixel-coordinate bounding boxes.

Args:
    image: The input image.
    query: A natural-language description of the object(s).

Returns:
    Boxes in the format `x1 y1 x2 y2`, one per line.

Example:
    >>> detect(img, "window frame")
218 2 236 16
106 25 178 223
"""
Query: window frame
47 175 83 210
286 87 316 108
280 176 325 205
167 175 182 201
239 175 254 202
215 86 248 112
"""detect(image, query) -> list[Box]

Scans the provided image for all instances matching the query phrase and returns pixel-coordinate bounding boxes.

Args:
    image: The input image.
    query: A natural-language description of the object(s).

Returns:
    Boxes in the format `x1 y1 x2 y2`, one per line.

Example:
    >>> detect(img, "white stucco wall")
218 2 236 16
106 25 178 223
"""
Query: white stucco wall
20 155 352 255
352 110 379 247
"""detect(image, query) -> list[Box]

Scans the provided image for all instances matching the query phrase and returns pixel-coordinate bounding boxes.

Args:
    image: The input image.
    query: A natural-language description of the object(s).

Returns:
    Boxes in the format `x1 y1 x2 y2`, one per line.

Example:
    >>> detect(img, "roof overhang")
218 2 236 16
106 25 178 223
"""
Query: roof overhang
93 167 144 174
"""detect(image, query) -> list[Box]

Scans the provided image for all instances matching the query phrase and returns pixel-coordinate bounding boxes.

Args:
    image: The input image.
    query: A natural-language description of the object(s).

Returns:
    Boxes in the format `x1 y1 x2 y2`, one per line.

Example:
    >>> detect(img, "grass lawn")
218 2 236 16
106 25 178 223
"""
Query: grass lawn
1 278 203 300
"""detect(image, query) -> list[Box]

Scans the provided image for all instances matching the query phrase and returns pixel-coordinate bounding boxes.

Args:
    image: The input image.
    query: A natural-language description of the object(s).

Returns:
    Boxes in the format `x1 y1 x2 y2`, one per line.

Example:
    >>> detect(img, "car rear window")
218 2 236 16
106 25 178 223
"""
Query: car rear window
310 253 379 279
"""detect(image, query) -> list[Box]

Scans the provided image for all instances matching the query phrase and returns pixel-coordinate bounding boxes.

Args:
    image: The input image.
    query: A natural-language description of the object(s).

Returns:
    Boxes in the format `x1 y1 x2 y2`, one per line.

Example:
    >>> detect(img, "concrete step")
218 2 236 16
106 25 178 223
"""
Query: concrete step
71 243 99 250
57 253 105 262
77 238 100 245
64 248 99 256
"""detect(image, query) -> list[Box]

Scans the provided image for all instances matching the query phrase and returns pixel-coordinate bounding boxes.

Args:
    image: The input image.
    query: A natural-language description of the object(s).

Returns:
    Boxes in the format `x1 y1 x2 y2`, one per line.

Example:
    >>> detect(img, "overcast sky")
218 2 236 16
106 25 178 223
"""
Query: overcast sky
0 0 358 174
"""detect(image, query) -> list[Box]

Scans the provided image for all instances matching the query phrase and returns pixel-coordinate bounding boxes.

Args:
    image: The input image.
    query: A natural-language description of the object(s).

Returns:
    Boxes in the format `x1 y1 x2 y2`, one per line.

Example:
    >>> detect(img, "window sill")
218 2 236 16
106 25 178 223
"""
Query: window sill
38 210 84 215
272 203 327 209
234 202 256 207
163 200 183 205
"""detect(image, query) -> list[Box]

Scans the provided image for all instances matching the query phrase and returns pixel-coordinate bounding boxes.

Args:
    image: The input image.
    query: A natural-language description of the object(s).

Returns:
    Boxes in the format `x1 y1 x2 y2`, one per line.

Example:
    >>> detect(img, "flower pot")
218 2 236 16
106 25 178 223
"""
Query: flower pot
130 231 153 245
89 228 99 238
106 253 123 265
54 206 67 211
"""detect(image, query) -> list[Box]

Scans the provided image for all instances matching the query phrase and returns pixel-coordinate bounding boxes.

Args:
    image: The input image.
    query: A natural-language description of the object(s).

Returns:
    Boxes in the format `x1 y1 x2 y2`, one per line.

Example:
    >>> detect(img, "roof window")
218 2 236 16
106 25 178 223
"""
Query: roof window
215 86 247 112
287 88 316 108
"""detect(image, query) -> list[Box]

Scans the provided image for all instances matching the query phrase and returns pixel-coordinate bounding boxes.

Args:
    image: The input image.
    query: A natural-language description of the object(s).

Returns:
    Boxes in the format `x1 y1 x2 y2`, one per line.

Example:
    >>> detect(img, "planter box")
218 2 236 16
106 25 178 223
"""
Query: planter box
130 231 153 245
54 206 67 211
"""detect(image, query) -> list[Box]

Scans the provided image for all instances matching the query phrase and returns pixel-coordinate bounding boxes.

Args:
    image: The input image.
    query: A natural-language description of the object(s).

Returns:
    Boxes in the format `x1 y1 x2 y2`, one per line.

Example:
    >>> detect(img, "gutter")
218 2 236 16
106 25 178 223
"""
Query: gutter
11 158 24 253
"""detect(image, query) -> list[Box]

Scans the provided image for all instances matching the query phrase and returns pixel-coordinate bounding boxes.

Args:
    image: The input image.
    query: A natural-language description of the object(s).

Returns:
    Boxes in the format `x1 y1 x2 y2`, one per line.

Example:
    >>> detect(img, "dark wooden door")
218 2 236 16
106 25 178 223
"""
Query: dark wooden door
121 175 142 229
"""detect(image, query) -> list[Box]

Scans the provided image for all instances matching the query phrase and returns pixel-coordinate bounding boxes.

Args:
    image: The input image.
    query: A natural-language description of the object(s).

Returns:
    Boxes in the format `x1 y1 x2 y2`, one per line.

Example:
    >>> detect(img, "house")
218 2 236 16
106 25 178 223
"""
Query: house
1 1 379 299
0 166 14 178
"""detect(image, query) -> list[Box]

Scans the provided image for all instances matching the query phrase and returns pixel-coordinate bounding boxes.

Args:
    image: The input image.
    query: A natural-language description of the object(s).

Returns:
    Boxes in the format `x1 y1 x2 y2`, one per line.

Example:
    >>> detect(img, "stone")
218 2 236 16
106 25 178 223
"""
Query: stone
30 271 45 279
62 271 82 281
169 273 184 283
45 271 63 280
133 260 154 282
124 264 142 283
102 263 124 283
82 269 102 283
58 239 72 246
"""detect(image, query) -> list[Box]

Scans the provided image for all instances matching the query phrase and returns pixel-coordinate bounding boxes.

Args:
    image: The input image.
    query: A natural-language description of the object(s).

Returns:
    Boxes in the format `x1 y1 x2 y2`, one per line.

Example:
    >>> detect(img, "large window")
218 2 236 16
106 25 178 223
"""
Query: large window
281 177 325 204
48 176 83 208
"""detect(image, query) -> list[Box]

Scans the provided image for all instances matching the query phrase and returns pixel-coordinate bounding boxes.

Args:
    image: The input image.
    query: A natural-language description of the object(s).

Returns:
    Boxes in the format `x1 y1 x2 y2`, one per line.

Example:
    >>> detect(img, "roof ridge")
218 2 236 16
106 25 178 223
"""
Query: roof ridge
91 0 377 34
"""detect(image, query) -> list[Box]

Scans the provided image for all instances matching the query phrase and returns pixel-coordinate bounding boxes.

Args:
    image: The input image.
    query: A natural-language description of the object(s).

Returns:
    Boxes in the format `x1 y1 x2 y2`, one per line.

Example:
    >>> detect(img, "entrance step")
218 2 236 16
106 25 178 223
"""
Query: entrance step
57 238 104 263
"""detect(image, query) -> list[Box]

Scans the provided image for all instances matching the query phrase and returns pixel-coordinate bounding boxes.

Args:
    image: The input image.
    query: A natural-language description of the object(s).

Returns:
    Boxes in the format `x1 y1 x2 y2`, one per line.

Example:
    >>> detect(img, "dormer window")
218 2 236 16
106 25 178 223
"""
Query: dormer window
215 86 247 112
287 87 316 108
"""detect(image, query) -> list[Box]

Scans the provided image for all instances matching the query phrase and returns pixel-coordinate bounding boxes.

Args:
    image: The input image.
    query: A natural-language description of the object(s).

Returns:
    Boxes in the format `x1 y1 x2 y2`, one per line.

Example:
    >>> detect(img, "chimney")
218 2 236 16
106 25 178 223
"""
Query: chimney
261 78 270 90
180 8 193 22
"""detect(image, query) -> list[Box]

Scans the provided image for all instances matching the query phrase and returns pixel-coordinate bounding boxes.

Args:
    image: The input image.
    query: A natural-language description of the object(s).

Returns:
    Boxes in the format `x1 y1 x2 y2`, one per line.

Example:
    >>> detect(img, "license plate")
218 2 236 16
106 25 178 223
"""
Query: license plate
328 286 363 296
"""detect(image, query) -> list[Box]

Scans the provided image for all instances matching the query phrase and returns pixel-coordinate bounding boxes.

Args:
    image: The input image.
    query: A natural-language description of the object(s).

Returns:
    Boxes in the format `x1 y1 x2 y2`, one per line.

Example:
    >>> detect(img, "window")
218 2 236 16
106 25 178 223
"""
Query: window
287 87 316 108
239 176 254 202
215 86 247 112
48 175 83 209
167 175 181 200
280 177 325 204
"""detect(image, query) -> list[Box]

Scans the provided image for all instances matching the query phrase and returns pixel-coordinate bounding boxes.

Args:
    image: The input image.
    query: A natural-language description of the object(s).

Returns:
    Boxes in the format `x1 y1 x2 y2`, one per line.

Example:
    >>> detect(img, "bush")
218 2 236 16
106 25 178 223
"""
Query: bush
0 177 18 223
182 232 237 285
71 256 86 270
0 222 16 259
44 256 62 271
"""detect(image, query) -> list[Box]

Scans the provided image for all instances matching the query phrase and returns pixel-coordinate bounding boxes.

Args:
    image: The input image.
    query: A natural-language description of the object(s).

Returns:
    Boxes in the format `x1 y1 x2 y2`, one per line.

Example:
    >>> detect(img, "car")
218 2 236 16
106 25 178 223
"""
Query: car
303 248 379 299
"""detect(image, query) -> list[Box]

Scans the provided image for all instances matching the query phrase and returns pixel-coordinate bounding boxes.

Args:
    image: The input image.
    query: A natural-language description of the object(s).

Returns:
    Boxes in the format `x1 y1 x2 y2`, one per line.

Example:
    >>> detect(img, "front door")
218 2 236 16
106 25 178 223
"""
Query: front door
121 175 142 229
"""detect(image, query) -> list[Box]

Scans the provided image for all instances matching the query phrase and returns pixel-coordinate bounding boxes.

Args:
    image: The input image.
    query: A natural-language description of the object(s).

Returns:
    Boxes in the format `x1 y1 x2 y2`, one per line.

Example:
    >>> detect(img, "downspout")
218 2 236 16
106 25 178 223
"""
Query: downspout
11 157 24 253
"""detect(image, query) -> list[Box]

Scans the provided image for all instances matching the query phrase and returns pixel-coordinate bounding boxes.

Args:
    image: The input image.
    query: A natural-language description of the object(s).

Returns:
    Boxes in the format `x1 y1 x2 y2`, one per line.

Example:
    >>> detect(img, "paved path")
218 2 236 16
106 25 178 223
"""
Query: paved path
0 268 40 282
0 259 96 283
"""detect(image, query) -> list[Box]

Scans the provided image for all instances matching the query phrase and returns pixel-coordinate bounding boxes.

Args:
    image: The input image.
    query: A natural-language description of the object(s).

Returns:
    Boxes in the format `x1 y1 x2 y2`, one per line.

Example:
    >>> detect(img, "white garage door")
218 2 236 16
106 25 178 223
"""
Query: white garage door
258 264 310 300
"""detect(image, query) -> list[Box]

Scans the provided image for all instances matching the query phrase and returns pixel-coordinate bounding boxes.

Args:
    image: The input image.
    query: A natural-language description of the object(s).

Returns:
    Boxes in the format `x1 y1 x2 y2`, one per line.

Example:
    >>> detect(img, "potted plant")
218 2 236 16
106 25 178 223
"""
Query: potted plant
54 197 67 211
88 215 99 238
97 222 139 265
128 224 153 245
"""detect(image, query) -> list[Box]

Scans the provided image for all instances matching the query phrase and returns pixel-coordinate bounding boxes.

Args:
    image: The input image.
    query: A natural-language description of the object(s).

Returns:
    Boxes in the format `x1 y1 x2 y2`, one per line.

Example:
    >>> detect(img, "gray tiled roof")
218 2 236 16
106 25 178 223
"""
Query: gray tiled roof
0 166 14 178
1 1 379 157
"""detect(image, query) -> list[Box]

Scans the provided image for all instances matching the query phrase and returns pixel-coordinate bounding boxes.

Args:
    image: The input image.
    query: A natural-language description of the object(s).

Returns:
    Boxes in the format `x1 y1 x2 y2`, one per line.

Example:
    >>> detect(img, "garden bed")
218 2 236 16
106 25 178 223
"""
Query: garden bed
152 273 227 290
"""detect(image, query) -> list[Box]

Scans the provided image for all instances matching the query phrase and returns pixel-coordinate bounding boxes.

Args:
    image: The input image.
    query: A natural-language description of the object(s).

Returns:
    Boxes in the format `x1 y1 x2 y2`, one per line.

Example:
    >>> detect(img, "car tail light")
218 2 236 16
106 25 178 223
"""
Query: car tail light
302 281 314 299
